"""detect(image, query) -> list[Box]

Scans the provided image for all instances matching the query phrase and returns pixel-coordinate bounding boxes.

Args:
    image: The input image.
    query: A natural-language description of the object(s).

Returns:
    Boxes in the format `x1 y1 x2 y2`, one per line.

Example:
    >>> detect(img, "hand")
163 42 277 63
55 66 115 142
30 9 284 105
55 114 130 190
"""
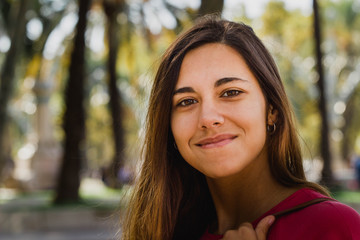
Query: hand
221 215 275 240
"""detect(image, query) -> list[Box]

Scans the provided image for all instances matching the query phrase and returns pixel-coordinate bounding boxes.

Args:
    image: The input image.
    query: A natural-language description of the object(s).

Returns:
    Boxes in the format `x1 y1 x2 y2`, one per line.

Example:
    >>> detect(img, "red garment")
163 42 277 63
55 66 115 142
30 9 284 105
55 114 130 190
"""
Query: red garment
200 188 360 240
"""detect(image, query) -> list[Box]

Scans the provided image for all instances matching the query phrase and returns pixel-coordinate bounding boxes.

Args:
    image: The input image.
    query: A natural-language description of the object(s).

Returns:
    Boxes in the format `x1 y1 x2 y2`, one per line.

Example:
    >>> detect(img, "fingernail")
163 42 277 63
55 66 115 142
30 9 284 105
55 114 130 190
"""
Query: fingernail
268 216 275 225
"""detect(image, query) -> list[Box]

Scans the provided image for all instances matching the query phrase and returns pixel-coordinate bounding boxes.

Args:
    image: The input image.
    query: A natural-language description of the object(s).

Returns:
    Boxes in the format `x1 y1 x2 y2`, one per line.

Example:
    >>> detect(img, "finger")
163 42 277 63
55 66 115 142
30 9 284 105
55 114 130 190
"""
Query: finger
222 223 255 240
237 222 256 236
221 230 239 240
255 215 275 240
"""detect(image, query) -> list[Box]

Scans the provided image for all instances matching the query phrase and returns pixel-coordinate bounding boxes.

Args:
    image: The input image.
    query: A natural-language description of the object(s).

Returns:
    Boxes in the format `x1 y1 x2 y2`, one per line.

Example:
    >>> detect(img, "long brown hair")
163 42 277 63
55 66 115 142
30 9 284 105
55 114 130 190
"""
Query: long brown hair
121 16 328 240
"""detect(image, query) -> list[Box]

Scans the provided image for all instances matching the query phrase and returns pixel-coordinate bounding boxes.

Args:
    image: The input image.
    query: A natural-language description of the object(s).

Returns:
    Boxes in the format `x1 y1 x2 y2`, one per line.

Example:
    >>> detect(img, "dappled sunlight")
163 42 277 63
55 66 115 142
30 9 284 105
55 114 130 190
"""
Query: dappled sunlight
0 35 11 53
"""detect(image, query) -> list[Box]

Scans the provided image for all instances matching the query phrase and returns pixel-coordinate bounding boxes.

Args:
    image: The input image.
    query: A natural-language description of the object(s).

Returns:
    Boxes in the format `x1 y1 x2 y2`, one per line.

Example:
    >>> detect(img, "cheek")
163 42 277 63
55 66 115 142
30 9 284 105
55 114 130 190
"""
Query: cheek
171 111 198 151
171 113 189 145
231 101 266 125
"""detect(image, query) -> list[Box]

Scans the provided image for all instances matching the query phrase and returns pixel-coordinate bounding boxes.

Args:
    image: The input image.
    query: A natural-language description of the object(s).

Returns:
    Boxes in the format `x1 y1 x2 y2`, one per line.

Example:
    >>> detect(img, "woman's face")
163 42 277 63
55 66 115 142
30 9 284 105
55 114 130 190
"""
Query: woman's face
171 43 274 179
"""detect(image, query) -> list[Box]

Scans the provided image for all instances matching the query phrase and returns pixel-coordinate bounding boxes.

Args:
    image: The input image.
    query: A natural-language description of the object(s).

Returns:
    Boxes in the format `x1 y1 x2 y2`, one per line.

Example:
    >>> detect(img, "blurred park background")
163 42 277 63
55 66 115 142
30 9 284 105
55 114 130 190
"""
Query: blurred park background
1 0 360 239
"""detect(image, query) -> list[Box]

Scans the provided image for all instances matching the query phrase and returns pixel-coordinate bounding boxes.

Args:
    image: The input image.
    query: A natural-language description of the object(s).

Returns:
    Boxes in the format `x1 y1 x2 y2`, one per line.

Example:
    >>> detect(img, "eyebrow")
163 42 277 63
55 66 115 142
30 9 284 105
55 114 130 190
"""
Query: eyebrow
214 77 248 87
173 86 195 95
173 77 247 95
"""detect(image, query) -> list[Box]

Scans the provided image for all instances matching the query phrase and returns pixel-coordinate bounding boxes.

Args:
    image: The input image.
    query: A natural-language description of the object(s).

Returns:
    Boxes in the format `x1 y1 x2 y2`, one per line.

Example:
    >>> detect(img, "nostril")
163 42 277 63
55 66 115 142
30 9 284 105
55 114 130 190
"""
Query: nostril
201 121 221 129
198 109 224 129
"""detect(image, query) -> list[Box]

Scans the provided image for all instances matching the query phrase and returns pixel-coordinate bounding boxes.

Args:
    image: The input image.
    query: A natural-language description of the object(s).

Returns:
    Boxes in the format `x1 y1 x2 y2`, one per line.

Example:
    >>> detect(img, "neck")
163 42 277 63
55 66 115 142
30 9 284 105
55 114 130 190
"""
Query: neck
206 155 297 234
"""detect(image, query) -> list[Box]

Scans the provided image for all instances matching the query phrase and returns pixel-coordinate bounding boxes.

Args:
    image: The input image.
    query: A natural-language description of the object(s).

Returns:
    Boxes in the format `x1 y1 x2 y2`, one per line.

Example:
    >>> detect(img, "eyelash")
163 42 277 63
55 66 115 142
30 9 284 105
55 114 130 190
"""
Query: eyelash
175 89 242 107
221 89 242 97
176 98 198 107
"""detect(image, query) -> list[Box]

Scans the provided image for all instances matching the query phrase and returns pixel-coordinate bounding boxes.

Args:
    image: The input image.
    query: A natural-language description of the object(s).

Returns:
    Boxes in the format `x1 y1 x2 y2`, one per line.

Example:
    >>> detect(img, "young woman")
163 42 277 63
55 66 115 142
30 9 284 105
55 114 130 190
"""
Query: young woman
121 17 360 240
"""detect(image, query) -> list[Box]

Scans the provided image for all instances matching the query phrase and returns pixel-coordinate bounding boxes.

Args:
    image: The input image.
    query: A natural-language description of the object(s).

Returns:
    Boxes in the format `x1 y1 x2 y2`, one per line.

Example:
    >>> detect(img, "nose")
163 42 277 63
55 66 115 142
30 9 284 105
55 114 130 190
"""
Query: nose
198 102 224 129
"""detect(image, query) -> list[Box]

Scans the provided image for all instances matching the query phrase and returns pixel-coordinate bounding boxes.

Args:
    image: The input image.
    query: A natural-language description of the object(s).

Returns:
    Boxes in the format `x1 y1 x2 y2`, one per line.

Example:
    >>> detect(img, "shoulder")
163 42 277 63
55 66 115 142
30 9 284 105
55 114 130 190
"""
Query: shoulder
324 200 360 217
271 200 360 239
308 200 360 225
267 188 360 240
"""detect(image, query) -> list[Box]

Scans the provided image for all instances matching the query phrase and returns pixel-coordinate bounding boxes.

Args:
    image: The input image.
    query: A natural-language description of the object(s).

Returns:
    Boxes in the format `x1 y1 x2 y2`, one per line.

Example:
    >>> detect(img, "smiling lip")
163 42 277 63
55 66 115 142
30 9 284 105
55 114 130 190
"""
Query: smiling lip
195 134 237 149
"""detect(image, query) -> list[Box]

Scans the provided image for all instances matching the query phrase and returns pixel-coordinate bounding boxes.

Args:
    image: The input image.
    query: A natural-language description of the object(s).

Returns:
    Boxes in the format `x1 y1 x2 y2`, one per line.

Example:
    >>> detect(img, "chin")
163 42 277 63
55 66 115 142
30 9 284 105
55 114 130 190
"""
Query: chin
202 167 240 179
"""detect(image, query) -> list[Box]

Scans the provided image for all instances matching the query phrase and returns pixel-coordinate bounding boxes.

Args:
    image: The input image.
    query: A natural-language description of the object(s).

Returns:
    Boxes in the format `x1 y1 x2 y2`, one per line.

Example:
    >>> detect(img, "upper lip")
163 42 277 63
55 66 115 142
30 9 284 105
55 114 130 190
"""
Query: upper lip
195 134 237 146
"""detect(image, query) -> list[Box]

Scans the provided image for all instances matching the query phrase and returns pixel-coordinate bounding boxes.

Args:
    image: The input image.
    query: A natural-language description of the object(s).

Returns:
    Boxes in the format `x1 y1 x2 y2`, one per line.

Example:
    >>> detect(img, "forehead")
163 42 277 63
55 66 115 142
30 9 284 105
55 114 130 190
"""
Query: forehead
182 43 242 66
177 43 257 86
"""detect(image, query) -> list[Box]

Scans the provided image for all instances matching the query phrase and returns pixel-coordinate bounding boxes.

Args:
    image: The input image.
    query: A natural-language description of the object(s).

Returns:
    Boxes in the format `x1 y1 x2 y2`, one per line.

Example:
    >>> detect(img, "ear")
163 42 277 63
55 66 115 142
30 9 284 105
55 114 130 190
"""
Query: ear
267 105 278 125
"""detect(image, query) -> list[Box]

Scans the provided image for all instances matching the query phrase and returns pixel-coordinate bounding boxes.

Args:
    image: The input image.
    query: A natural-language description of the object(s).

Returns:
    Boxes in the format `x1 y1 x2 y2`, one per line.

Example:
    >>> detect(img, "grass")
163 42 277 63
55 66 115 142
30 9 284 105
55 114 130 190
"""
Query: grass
332 189 360 204
0 178 129 213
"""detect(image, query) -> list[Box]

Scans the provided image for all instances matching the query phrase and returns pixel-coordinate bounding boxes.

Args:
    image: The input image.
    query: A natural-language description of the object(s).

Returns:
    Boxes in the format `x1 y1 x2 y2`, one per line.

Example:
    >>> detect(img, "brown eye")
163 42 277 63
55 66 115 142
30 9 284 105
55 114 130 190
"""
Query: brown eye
222 90 241 97
178 98 198 107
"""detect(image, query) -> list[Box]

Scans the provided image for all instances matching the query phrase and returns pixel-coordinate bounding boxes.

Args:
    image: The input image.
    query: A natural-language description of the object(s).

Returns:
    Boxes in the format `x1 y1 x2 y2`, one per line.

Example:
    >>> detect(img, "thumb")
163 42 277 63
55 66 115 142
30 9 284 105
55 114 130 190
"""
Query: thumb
255 215 275 240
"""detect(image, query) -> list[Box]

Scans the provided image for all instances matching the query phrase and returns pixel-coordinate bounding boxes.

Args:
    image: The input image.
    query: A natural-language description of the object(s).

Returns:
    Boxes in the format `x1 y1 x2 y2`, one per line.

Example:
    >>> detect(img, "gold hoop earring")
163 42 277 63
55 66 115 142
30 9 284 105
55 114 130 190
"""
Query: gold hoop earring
267 123 276 134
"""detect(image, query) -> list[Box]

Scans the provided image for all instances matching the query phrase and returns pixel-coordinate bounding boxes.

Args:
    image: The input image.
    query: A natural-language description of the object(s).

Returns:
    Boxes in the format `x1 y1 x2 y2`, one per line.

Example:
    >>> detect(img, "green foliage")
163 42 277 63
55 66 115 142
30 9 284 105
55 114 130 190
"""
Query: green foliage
261 0 289 37
259 0 360 160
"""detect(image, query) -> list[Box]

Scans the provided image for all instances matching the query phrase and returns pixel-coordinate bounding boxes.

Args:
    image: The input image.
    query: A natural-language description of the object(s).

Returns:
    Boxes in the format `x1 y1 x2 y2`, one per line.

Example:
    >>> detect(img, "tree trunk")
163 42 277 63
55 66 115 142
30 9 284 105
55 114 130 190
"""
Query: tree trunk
198 0 224 16
54 0 91 204
313 0 334 187
341 86 359 163
103 0 126 188
0 0 29 178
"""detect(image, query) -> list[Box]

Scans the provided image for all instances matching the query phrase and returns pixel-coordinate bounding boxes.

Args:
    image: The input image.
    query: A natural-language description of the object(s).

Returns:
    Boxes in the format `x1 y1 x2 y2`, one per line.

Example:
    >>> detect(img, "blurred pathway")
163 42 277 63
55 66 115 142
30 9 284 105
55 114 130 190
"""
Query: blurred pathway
0 230 117 240
0 179 122 240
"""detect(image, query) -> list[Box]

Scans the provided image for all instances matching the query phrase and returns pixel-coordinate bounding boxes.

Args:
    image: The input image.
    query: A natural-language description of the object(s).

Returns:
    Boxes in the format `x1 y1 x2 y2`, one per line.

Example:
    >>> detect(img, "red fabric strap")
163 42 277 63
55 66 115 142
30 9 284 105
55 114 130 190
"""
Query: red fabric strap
273 197 334 219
